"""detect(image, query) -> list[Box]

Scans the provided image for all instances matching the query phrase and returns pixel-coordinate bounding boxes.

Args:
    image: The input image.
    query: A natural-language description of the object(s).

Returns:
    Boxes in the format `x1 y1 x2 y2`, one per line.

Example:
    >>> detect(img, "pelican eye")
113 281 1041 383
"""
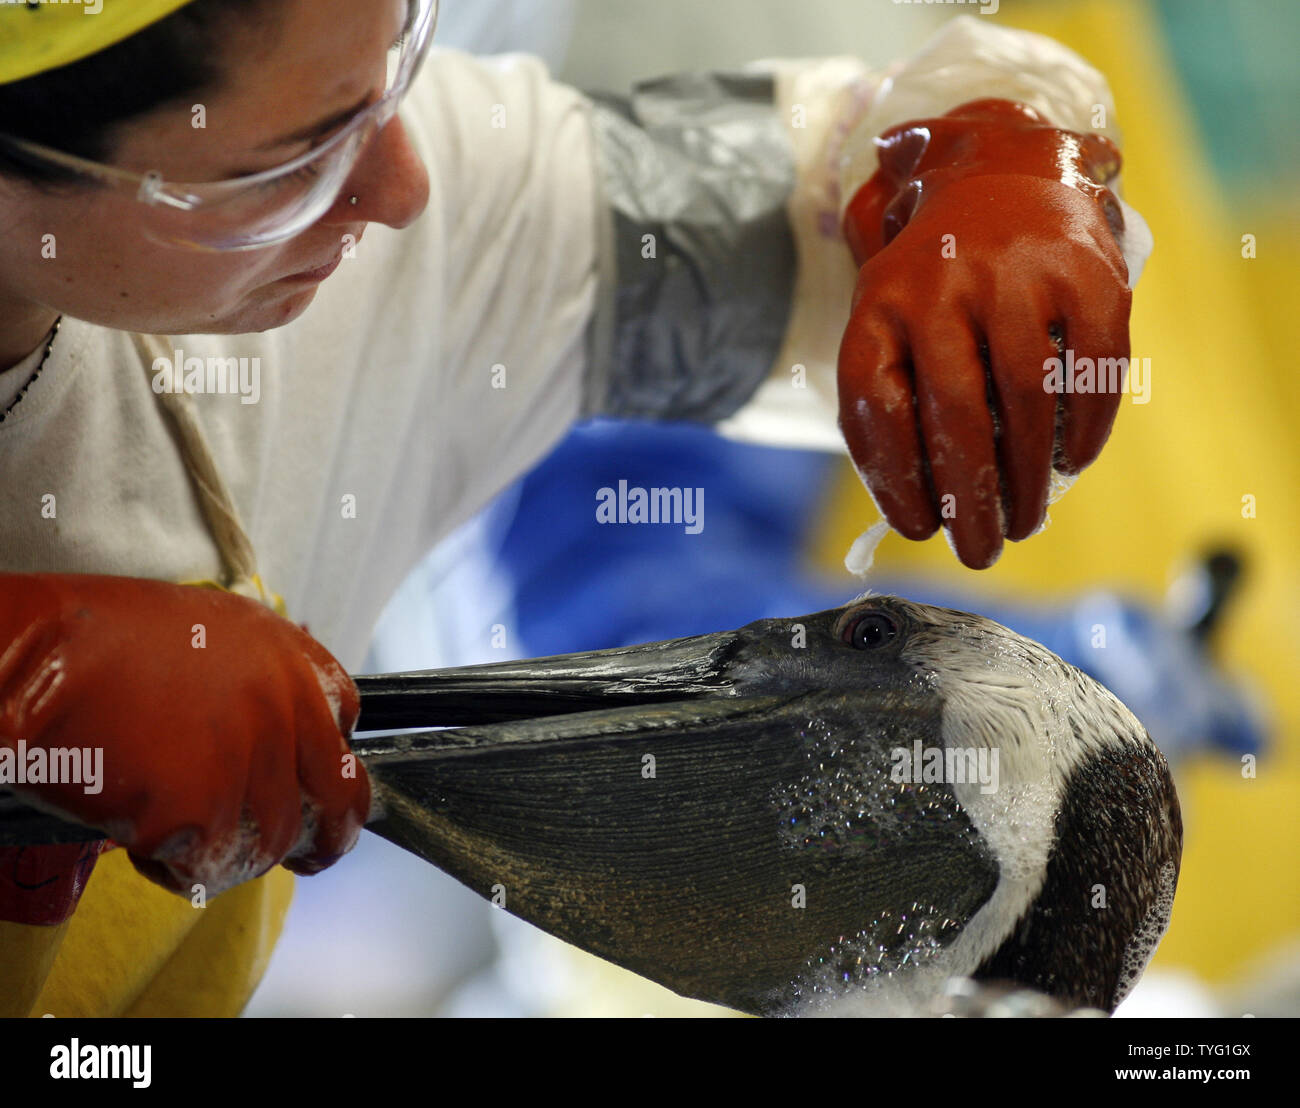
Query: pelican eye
843 610 899 650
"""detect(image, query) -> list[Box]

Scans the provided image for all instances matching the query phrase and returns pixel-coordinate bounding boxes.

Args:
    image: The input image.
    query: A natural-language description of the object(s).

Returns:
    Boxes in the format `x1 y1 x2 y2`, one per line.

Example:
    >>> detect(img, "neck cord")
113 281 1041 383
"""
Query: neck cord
0 315 63 424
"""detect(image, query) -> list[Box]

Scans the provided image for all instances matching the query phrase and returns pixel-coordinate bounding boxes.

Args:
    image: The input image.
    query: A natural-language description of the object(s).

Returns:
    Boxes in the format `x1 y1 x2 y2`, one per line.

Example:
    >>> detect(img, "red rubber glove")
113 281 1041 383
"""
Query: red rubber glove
839 99 1131 568
0 574 369 897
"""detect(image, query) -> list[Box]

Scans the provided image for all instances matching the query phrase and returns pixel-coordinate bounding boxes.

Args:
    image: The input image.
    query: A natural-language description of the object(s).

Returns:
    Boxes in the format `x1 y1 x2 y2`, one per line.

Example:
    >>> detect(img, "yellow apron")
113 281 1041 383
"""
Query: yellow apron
0 850 295 1018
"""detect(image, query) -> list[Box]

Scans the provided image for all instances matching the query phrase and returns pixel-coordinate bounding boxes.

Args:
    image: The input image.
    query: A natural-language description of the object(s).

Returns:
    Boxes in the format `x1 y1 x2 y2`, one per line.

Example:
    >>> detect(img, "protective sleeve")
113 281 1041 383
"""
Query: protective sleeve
840 14 1128 200
585 15 1152 451
580 72 799 423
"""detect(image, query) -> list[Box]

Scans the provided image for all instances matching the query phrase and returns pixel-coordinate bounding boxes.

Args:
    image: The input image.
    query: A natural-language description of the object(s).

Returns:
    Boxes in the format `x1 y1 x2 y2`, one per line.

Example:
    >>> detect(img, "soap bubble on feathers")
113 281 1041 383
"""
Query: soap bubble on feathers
784 902 958 1016
771 706 991 1017
774 717 904 853
1115 860 1178 1007
804 976 1108 1018
804 979 1102 1018
773 714 983 857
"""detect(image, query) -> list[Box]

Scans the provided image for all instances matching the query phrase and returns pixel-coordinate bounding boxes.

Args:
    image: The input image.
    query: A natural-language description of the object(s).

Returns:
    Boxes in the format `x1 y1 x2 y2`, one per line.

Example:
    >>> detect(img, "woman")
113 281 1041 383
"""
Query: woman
0 0 1145 1015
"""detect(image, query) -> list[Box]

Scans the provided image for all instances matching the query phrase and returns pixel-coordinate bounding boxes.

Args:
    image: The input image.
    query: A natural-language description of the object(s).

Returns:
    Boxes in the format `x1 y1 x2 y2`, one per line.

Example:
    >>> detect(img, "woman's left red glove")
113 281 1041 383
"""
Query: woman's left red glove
0 573 369 902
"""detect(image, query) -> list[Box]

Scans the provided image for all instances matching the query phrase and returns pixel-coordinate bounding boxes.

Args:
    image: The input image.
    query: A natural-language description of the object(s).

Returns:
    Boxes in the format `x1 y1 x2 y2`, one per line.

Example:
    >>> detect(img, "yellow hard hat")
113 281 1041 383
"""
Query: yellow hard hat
0 1 198 86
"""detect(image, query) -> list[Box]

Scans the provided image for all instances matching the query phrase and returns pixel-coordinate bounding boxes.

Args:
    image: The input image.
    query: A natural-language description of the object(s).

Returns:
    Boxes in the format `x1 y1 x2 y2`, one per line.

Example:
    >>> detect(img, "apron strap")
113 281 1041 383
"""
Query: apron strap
129 332 278 611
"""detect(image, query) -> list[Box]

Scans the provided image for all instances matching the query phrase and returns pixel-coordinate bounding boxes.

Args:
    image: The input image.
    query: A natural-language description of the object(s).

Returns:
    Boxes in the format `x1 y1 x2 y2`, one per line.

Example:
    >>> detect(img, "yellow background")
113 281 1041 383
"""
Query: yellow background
813 0 1300 986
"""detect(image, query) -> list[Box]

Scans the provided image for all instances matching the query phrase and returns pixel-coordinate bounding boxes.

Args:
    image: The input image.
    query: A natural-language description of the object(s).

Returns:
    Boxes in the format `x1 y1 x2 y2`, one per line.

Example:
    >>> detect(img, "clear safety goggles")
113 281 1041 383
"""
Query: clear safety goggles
0 0 438 252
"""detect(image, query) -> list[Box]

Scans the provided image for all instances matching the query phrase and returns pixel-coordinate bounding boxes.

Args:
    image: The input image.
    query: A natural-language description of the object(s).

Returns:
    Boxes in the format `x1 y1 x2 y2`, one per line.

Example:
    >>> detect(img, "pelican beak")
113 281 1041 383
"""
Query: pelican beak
353 628 745 731
348 608 974 1016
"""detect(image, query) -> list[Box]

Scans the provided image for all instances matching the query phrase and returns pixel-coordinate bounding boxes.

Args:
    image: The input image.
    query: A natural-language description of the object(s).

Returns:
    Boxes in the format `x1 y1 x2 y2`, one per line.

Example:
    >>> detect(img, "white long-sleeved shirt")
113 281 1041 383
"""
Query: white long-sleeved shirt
0 17 1149 673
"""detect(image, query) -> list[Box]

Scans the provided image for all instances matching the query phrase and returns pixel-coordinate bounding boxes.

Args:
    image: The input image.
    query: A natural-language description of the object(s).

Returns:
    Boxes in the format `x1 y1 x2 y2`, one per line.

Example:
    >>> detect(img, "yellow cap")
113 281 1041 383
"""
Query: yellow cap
0 0 198 86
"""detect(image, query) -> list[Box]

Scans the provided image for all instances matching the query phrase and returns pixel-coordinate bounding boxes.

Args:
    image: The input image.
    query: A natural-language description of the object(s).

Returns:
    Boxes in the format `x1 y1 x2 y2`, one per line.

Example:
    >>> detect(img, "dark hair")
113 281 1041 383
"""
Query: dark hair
0 0 280 185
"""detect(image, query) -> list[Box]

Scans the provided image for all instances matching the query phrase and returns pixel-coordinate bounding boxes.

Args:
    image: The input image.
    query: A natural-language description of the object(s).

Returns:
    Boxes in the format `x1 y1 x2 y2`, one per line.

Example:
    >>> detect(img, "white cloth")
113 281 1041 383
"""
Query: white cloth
721 15 1151 452
0 22 1146 672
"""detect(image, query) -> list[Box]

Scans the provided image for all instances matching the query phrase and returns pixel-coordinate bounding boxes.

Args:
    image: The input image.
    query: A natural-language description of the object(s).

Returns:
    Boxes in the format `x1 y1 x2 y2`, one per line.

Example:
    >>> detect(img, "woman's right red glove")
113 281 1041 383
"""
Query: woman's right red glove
838 99 1132 569
0 573 368 897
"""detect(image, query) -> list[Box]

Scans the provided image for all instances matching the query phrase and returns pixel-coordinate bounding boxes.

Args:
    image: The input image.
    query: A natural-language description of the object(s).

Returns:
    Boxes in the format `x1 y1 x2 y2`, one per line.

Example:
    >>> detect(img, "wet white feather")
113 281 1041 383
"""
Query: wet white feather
892 599 1147 986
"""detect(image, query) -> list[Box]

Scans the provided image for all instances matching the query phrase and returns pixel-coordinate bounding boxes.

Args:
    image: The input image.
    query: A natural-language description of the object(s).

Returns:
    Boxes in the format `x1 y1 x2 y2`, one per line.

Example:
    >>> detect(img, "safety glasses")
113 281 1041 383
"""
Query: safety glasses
0 0 438 251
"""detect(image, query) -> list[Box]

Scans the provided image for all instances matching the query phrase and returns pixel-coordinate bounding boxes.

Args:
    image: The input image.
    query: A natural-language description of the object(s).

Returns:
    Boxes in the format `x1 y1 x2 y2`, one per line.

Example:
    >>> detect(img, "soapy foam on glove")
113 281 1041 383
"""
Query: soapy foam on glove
845 469 1078 579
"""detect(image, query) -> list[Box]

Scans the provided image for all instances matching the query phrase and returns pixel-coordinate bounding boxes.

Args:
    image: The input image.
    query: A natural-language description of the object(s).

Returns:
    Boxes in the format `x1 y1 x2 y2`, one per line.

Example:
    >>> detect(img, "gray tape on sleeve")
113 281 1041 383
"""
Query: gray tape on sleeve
580 71 798 423
581 96 619 419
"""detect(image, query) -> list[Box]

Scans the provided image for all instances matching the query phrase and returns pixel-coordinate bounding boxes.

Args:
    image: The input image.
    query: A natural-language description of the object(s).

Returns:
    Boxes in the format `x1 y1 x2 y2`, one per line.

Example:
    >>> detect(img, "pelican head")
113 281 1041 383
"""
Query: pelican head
355 595 1183 1015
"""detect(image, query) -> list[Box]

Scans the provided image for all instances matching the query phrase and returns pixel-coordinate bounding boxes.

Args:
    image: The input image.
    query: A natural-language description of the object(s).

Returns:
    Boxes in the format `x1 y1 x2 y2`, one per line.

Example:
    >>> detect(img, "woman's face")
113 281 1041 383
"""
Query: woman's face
0 0 431 336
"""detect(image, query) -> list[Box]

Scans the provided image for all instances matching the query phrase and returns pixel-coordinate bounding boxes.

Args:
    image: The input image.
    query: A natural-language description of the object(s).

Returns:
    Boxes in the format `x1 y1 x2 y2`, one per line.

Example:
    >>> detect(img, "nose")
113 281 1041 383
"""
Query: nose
322 114 430 231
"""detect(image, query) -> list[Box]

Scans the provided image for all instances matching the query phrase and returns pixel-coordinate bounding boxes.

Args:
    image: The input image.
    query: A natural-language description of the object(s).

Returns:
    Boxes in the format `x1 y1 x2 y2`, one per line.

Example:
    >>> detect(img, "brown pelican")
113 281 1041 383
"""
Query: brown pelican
1 596 1182 1016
